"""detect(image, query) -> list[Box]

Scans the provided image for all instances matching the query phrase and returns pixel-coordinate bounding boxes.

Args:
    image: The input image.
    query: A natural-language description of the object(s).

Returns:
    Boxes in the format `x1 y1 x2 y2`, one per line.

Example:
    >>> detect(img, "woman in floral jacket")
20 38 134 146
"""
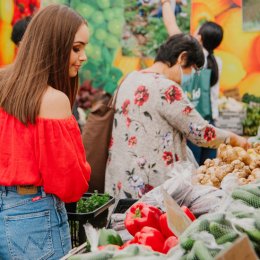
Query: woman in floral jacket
105 34 248 199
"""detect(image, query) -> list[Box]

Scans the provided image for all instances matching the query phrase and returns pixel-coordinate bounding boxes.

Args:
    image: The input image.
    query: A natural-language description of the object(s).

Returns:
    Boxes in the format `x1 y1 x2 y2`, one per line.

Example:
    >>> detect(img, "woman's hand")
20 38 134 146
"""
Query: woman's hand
229 133 251 150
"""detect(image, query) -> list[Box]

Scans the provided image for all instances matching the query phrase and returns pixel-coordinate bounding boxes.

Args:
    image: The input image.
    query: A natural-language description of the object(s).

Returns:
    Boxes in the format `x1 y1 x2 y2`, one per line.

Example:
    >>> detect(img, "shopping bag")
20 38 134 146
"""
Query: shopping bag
82 79 125 193
82 94 115 193
182 69 212 119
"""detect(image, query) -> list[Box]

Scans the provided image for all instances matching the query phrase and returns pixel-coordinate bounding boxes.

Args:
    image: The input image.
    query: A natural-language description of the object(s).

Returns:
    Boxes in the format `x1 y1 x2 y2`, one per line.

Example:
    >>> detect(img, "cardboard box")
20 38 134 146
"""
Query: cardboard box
215 235 258 260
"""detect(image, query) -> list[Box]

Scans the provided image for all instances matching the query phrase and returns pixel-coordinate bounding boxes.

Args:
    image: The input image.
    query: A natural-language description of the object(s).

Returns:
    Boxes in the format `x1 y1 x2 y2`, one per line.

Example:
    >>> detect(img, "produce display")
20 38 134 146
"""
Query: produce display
242 93 260 105
243 106 260 136
169 182 260 259
77 192 110 213
196 143 260 187
121 202 195 254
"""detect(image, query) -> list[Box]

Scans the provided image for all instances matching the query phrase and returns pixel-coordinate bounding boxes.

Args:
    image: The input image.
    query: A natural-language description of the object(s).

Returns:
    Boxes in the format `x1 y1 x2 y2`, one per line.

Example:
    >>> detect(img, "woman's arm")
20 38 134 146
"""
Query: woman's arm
161 0 182 36
156 78 249 150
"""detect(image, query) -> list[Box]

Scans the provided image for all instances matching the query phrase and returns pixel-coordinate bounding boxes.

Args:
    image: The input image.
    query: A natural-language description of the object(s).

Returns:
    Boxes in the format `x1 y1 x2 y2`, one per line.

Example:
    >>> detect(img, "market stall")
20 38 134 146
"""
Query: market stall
62 143 260 259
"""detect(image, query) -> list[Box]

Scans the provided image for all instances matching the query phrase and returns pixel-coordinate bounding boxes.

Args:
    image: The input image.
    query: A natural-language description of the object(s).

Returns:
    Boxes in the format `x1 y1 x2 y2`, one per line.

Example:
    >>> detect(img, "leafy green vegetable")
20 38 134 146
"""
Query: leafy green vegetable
243 105 260 136
77 192 110 213
98 228 123 246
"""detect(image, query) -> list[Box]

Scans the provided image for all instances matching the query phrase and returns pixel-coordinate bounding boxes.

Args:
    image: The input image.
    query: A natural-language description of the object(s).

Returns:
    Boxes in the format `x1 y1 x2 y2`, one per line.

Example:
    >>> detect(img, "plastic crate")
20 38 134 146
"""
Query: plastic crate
112 199 138 214
106 198 138 229
67 193 115 248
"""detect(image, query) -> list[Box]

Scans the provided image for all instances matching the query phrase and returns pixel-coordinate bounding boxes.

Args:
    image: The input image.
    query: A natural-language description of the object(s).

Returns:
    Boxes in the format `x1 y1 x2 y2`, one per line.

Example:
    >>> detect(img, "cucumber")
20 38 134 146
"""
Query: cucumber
209 222 233 239
246 229 260 243
193 241 214 260
216 232 239 245
208 249 220 257
180 237 195 251
232 211 254 219
203 213 225 224
232 189 260 208
239 185 260 197
223 242 233 249
182 219 209 237
255 216 260 230
186 248 198 260
198 219 210 232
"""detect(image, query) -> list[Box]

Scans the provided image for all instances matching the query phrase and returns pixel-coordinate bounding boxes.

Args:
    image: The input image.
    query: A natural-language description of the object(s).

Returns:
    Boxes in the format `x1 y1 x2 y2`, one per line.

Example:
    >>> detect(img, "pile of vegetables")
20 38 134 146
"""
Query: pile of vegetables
77 192 110 213
169 181 260 259
243 106 260 136
242 93 260 105
122 202 195 254
196 143 260 187
70 0 124 95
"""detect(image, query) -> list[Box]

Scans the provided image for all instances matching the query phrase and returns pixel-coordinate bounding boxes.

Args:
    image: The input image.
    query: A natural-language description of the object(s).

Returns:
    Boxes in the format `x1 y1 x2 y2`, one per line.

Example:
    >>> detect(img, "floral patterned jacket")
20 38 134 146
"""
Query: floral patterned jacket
105 71 229 199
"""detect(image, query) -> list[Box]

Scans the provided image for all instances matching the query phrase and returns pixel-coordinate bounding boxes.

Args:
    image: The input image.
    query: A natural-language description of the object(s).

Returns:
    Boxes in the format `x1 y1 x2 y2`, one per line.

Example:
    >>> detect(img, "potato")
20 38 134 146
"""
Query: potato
247 175 256 182
212 158 222 166
249 160 260 170
251 168 260 179
204 159 214 168
200 175 210 184
220 164 234 175
231 160 245 169
238 178 248 185
243 166 251 175
233 147 252 165
196 165 207 175
233 170 248 179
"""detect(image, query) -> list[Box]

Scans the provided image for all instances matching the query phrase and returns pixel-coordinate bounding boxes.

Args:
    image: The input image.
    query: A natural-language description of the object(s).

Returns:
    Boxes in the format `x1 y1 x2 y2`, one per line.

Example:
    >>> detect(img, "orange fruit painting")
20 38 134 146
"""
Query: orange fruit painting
192 0 260 97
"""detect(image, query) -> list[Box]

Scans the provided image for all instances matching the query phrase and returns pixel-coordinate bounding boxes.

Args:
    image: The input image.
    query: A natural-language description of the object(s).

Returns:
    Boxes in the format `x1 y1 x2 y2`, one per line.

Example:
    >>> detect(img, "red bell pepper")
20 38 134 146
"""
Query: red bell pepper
124 202 162 236
159 213 176 238
181 206 196 221
133 226 165 253
162 236 178 254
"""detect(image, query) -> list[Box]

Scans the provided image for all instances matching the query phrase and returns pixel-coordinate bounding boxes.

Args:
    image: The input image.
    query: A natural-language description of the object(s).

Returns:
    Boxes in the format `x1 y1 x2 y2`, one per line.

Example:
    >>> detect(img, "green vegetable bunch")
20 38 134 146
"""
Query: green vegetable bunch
77 192 110 213
242 93 260 104
70 0 124 94
169 182 260 259
243 105 260 136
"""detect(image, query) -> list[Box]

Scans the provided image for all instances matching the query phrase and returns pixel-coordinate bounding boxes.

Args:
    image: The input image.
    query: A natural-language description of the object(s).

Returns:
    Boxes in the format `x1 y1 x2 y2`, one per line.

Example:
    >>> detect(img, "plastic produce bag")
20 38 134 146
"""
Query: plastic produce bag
139 161 226 215
220 172 240 194
138 161 195 211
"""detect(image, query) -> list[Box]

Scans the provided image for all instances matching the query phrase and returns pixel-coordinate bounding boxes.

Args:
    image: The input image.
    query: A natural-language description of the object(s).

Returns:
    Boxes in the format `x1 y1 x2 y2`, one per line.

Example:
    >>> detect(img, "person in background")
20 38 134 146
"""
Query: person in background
161 0 224 165
0 5 91 259
105 34 248 200
11 16 32 47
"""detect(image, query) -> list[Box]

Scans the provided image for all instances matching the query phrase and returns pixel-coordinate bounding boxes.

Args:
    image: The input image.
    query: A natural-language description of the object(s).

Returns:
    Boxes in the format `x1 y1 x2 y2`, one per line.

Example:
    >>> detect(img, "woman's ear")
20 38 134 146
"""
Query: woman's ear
177 51 188 66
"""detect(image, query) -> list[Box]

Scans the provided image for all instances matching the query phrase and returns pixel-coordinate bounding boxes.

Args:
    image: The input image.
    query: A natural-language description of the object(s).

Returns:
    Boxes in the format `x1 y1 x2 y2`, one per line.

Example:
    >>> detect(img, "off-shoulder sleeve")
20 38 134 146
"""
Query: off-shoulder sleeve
35 116 91 202
156 78 229 148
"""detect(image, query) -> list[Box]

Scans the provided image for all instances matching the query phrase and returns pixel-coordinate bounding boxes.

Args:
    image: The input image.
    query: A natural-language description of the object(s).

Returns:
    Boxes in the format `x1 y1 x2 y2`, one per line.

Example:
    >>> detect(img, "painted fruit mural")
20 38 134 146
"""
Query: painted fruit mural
191 0 260 97
0 0 40 67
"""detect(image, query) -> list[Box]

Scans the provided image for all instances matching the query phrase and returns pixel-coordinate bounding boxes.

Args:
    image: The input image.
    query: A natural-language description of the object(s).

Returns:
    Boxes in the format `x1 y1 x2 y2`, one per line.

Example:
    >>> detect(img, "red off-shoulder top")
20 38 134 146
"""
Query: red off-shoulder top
0 108 91 202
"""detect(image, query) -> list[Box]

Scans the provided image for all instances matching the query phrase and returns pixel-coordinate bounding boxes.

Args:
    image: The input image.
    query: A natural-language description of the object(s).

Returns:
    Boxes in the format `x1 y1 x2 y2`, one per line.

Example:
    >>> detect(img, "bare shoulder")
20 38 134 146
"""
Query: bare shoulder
39 86 72 119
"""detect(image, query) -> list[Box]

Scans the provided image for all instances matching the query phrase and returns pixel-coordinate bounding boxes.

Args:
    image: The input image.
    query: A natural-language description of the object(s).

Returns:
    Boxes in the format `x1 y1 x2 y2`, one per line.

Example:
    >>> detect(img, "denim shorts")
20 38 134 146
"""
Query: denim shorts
0 186 71 260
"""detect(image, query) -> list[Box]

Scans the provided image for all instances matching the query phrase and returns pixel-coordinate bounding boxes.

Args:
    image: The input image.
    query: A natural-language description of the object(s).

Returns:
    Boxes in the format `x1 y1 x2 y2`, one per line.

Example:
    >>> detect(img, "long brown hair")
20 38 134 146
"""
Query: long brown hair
0 5 86 125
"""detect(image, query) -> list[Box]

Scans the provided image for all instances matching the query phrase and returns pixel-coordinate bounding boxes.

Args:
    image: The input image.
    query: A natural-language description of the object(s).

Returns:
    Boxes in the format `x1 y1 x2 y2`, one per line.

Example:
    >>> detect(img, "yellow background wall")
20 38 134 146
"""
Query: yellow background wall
191 0 260 97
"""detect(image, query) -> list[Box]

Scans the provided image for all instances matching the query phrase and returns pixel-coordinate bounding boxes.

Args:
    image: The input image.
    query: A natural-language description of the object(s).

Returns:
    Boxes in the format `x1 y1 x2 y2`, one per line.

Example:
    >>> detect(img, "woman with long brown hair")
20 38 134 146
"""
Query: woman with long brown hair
0 4 91 259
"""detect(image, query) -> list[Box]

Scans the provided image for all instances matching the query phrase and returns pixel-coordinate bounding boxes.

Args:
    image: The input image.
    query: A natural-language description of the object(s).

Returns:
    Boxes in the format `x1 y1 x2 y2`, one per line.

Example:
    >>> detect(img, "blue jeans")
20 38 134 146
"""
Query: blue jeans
0 186 71 260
